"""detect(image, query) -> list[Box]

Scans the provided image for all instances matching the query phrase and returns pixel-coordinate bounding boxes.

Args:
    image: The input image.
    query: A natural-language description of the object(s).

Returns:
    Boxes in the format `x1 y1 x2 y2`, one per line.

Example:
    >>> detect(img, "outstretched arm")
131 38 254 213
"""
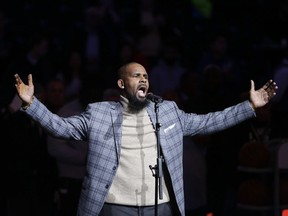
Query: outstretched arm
249 79 278 110
14 73 35 108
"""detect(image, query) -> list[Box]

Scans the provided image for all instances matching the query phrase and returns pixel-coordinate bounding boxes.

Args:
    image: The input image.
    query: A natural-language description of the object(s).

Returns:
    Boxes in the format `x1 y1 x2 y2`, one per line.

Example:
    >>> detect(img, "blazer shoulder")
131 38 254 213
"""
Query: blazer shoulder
87 101 121 110
161 100 179 109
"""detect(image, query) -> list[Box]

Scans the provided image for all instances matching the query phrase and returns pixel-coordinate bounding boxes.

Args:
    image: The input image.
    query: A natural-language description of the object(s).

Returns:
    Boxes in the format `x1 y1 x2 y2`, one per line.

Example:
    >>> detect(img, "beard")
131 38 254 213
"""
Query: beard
126 92 149 113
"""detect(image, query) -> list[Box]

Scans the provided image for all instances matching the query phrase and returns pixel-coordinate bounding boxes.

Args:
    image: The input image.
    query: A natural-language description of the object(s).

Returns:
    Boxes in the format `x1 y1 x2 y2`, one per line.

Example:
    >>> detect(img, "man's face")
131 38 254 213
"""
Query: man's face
120 63 149 112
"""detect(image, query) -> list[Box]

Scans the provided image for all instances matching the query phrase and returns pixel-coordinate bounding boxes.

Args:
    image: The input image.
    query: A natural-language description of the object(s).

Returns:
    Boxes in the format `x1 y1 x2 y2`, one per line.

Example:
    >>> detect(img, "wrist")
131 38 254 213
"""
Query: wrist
249 101 256 111
21 96 35 110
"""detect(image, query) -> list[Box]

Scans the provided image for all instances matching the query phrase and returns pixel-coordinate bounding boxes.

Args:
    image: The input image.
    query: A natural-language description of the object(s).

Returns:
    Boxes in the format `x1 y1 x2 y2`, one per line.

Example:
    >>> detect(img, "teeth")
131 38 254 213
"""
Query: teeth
138 90 145 97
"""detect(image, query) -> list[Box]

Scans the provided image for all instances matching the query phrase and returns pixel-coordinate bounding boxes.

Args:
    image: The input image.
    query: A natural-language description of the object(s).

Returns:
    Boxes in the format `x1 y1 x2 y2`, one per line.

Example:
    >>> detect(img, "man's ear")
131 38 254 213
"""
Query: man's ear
117 79 124 89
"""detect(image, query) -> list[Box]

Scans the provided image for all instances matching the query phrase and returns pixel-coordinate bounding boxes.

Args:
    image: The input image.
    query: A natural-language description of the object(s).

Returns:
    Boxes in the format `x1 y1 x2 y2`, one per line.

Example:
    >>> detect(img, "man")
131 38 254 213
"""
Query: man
14 62 277 216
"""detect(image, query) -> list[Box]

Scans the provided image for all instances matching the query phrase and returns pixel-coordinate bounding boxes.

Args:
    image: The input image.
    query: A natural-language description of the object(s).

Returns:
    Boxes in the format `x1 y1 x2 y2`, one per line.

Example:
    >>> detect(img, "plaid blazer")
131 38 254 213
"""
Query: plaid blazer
24 97 255 216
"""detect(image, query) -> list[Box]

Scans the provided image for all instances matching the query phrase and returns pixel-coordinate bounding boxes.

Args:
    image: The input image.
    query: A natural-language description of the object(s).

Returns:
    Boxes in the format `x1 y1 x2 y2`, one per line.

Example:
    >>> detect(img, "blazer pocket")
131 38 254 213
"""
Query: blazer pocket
163 123 176 133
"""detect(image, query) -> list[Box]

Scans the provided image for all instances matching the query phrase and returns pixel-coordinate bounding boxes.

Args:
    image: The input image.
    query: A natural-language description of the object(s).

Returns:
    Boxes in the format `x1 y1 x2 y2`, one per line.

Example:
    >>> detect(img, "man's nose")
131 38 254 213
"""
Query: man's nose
140 76 147 82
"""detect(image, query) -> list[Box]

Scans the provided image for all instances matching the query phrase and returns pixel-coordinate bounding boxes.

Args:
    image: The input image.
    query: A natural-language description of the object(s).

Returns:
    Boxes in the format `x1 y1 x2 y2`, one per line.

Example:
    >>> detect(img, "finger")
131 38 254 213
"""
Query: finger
271 82 278 91
28 74 33 86
14 73 22 84
269 87 277 97
250 80 255 91
267 81 277 96
263 79 273 90
273 84 278 95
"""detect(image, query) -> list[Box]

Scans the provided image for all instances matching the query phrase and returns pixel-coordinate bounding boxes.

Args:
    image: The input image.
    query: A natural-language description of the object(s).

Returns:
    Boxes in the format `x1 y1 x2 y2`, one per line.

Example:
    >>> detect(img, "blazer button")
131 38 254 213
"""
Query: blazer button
105 184 109 189
113 166 116 170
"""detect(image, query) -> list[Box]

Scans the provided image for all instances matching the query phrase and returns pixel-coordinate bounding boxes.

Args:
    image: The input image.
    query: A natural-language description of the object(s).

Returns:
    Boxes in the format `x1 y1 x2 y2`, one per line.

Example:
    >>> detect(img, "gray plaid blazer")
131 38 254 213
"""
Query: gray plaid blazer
24 97 255 216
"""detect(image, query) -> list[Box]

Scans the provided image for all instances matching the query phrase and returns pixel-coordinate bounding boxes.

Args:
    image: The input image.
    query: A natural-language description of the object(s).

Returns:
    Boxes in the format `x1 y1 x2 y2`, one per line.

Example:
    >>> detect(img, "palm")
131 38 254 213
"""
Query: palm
249 80 277 109
15 74 34 104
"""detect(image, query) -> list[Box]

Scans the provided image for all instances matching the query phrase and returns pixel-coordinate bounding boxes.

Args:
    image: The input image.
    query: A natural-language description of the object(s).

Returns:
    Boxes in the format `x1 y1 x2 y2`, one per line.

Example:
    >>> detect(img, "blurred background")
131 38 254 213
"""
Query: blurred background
1 0 288 216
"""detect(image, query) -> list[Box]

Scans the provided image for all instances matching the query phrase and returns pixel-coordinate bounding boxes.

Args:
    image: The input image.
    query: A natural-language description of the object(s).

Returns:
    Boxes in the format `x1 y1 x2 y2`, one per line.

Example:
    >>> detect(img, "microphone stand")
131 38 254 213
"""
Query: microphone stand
149 98 164 216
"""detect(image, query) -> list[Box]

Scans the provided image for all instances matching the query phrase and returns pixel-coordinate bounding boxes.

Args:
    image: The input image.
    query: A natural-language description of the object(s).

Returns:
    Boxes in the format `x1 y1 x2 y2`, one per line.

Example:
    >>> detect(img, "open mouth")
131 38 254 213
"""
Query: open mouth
137 85 147 98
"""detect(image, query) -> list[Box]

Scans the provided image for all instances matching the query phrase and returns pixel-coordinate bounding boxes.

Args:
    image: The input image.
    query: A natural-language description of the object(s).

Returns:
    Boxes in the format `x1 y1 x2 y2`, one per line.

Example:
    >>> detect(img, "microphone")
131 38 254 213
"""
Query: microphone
146 93 163 103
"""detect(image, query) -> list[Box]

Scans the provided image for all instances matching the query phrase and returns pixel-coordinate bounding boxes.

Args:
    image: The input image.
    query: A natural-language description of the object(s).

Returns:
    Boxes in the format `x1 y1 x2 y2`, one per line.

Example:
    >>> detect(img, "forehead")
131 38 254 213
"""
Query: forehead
126 63 147 75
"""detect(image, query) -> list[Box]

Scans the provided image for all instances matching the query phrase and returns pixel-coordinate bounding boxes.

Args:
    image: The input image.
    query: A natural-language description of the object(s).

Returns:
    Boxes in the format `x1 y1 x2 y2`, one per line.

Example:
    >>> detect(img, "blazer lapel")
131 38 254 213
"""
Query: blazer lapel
110 103 123 163
146 102 157 129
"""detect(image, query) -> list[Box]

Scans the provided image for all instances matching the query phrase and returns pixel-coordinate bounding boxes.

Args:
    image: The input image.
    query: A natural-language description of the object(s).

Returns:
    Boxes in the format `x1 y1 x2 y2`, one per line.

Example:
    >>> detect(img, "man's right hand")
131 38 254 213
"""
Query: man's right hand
14 74 34 105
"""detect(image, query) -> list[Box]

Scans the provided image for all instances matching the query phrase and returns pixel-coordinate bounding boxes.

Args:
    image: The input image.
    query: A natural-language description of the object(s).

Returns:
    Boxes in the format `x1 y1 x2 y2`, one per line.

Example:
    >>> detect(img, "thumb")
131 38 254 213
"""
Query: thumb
250 80 255 92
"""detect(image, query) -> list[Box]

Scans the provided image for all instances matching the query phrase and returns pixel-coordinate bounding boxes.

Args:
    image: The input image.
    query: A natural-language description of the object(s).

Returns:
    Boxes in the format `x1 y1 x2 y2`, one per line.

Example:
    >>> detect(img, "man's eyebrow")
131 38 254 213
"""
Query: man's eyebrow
131 71 141 75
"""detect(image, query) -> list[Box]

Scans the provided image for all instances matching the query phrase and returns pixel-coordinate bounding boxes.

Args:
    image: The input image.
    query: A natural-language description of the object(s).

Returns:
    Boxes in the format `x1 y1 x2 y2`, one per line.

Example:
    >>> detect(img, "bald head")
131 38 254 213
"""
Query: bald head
117 62 145 80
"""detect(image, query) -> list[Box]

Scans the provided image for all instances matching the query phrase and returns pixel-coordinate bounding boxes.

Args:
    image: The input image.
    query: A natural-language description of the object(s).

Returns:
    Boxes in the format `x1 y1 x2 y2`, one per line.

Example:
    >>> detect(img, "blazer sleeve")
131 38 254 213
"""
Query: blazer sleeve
21 97 90 140
180 100 256 136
